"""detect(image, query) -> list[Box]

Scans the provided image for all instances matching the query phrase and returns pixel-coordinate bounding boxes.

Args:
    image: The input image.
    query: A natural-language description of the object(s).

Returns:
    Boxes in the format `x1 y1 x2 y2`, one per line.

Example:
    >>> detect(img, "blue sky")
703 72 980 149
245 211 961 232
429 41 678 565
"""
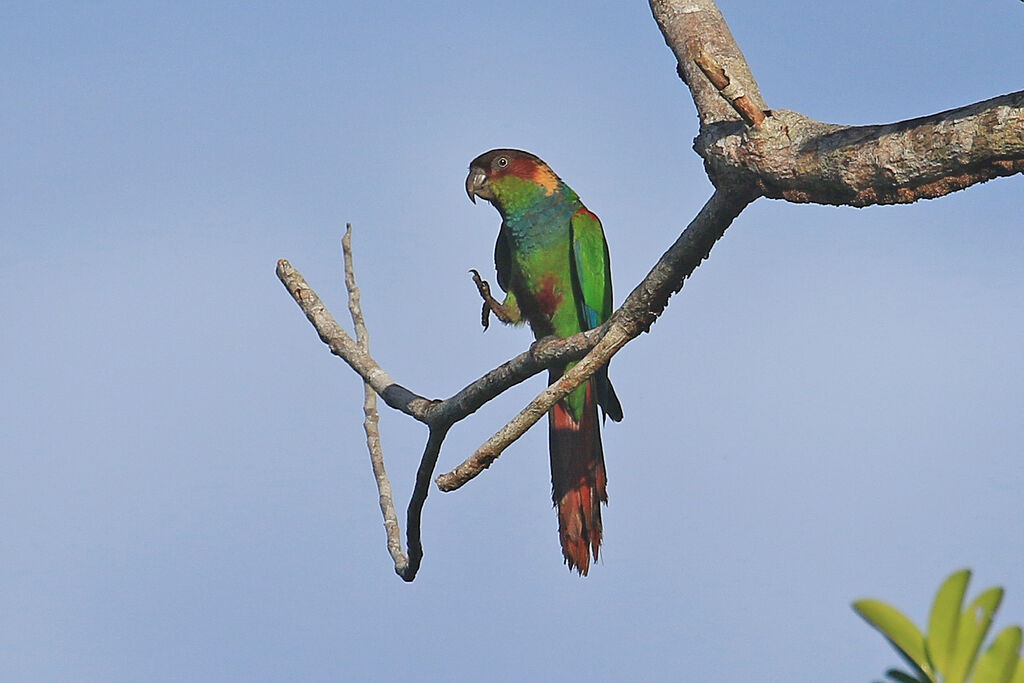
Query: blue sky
2 1 1022 680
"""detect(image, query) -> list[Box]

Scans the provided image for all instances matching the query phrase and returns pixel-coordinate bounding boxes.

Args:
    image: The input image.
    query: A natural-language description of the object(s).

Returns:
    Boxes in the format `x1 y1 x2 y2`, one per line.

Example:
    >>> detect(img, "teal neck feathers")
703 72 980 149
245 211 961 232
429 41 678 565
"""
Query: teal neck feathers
492 175 579 248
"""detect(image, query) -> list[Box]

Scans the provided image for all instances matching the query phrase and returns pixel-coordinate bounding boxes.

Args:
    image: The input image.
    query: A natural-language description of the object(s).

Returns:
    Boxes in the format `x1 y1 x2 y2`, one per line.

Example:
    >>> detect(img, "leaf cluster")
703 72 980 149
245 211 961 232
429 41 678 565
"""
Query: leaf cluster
854 569 1023 683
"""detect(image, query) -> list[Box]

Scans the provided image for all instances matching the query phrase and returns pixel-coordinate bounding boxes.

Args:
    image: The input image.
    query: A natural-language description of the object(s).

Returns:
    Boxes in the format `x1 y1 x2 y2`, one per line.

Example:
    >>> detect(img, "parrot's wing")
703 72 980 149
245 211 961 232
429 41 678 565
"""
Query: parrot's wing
569 207 613 330
494 221 512 294
570 206 622 422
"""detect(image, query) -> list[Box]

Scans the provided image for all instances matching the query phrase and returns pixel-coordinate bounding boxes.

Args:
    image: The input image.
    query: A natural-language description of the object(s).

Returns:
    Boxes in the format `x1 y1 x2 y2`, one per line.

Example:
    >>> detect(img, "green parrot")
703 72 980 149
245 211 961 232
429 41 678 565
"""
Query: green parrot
466 148 622 575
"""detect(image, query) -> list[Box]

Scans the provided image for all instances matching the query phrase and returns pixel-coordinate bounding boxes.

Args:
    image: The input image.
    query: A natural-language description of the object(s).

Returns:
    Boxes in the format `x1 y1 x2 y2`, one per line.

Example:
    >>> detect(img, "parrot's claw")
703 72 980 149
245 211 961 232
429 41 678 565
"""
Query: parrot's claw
470 268 512 330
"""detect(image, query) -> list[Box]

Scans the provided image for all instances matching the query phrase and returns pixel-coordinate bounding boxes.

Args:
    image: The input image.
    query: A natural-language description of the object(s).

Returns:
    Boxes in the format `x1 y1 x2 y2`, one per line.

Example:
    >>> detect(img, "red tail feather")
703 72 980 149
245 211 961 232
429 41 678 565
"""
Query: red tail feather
549 379 607 575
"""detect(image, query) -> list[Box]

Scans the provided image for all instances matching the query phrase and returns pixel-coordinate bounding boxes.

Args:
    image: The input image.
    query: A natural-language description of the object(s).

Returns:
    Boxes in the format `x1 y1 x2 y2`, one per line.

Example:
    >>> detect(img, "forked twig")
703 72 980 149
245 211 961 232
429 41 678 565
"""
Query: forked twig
279 189 753 579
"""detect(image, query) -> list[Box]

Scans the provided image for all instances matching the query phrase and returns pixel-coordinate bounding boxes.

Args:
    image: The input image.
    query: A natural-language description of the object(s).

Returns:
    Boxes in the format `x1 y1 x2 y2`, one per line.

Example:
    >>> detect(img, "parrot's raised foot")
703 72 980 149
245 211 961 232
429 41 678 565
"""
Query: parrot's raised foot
470 269 513 330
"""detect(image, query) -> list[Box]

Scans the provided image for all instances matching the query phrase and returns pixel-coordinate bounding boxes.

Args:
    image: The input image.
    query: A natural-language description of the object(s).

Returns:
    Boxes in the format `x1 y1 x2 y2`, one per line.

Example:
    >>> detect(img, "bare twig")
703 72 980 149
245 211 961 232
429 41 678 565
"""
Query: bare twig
341 224 409 576
342 225 370 348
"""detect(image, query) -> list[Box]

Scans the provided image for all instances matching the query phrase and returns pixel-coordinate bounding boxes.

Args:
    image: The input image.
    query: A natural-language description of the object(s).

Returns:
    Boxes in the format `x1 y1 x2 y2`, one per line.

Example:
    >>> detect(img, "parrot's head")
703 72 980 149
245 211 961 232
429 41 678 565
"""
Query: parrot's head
466 149 561 210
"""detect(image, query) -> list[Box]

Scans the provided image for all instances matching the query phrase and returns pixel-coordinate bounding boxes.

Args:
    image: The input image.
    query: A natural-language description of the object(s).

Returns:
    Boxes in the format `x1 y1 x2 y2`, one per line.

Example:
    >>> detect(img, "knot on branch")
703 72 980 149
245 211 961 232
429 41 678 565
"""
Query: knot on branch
689 42 766 127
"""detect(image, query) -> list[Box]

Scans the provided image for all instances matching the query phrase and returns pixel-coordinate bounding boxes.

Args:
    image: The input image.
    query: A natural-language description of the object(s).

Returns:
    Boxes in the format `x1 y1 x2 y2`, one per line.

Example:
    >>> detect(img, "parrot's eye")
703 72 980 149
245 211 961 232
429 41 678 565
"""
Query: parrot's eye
496 156 509 168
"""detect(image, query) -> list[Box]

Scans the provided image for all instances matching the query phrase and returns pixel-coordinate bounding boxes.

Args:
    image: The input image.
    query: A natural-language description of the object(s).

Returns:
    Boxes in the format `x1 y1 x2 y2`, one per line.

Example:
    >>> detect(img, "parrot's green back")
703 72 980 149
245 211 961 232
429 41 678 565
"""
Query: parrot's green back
466 149 622 575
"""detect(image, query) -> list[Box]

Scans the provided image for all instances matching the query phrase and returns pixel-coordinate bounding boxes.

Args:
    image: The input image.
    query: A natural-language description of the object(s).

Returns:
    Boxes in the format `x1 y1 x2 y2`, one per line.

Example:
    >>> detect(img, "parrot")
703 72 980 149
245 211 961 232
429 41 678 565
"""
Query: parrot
465 148 622 575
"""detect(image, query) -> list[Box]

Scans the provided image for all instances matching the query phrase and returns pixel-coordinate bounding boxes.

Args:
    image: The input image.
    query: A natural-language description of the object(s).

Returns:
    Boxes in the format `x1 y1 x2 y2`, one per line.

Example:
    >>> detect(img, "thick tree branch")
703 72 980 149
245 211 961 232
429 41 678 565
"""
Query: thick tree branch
651 0 1024 205
696 92 1024 206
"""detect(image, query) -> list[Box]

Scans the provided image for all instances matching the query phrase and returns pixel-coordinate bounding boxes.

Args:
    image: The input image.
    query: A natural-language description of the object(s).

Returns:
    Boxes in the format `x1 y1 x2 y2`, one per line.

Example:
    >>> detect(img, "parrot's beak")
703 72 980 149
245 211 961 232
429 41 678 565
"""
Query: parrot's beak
465 168 491 204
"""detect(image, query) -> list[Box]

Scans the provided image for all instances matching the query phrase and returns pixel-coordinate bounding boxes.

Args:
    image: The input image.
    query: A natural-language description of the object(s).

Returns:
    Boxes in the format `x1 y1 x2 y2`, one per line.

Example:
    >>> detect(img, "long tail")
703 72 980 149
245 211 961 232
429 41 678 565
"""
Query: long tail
549 375 606 576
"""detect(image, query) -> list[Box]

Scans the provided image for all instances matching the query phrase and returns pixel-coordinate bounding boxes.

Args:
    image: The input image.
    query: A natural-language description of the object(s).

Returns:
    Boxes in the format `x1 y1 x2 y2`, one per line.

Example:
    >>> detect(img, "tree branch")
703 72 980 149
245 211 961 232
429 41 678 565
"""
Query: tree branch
651 0 1024 205
279 187 752 578
696 92 1024 206
437 325 632 491
281 0 1021 580
341 225 408 576
279 257 614 428
277 258 433 420
690 44 765 127
278 249 603 581
651 0 767 126
399 425 448 581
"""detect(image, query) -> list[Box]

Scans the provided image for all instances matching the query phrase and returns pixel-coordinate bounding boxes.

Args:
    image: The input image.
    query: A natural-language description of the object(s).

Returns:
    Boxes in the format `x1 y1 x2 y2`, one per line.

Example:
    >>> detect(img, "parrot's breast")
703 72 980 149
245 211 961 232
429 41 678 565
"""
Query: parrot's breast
533 274 564 318
498 188 581 338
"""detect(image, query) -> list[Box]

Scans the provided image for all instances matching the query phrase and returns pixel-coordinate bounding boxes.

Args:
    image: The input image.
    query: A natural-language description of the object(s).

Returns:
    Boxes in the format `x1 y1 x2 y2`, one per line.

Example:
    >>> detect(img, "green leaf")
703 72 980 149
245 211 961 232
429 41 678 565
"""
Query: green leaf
854 598 935 681
1010 653 1024 683
926 568 971 676
972 626 1022 683
885 668 928 683
947 586 1004 683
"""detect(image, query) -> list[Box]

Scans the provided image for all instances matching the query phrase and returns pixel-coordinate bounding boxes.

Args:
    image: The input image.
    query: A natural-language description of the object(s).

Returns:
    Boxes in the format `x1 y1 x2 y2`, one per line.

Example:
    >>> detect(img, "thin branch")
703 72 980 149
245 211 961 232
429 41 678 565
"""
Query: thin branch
342 225 370 348
279 241 605 581
341 224 409 576
277 259 433 420
363 381 407 574
398 425 448 582
614 187 757 331
279 258 615 427
437 325 631 491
